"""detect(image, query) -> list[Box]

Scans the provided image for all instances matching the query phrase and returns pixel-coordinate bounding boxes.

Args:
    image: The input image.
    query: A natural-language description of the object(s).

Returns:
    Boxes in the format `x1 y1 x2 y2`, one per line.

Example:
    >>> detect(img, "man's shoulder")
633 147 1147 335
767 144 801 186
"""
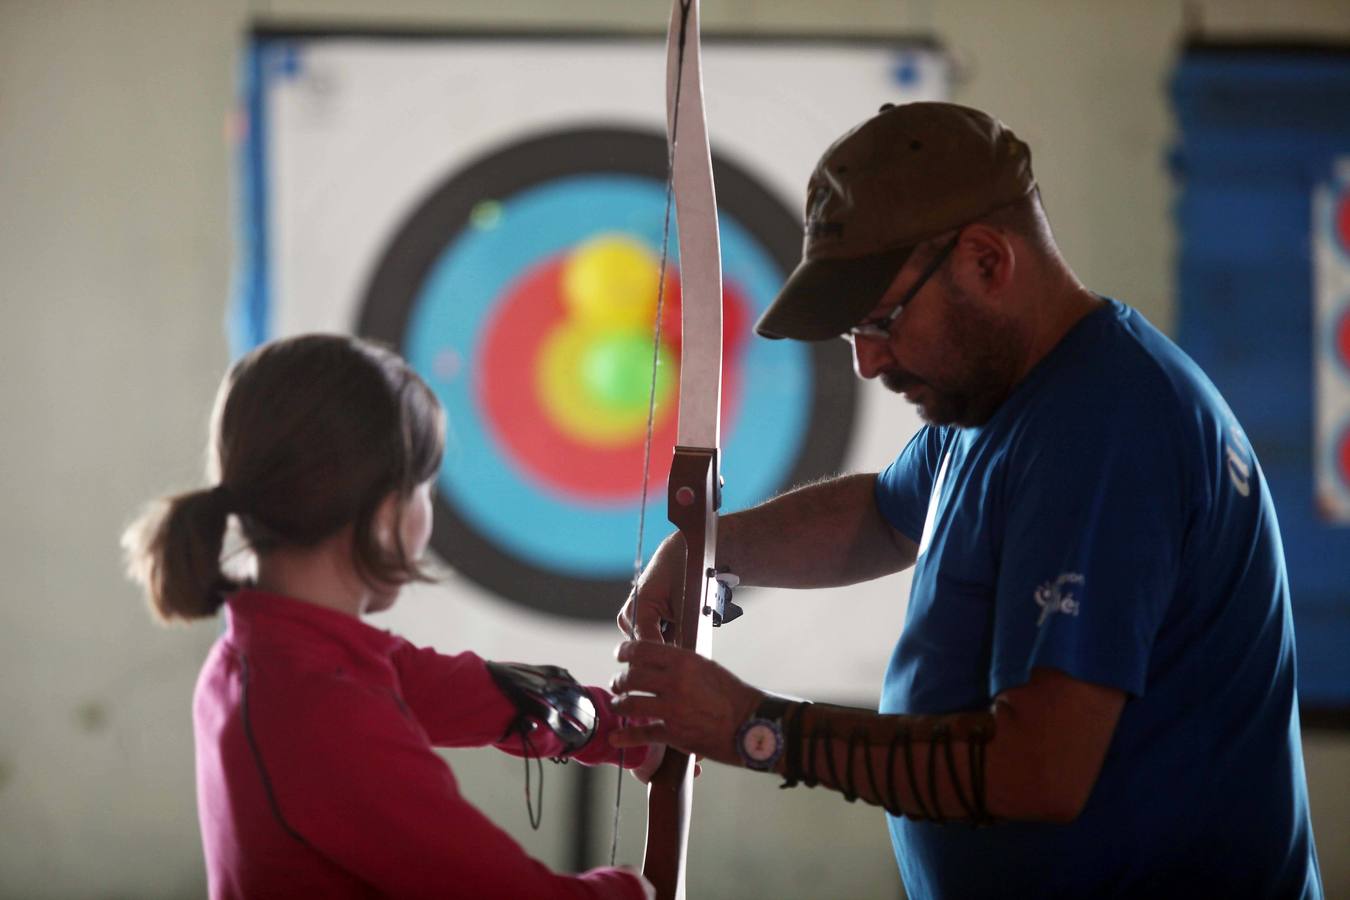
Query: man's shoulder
1025 300 1220 436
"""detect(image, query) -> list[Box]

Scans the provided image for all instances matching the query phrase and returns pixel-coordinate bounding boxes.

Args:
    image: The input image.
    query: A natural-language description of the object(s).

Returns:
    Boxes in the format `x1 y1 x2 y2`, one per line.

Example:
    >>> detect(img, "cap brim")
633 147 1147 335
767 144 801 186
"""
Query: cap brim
754 245 917 341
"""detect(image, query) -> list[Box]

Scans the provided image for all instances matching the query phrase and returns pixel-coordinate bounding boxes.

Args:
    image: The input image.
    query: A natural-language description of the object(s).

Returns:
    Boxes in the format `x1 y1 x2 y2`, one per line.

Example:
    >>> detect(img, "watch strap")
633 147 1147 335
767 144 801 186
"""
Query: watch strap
780 700 811 788
755 695 791 723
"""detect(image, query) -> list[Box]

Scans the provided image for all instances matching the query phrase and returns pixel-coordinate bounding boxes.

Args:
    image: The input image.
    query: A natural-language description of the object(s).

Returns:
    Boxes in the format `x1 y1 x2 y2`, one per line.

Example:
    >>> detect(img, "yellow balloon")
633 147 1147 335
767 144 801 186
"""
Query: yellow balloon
561 234 660 329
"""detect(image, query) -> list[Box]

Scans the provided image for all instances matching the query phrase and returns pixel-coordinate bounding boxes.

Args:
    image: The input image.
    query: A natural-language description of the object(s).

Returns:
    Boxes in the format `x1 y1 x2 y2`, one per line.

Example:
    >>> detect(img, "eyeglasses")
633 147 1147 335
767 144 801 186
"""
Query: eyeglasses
842 233 961 342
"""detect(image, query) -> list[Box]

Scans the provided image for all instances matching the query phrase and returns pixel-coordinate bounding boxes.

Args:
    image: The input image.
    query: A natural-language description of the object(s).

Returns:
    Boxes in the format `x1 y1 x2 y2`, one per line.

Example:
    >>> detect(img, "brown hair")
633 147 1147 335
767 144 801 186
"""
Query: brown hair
975 187 1056 252
122 334 445 622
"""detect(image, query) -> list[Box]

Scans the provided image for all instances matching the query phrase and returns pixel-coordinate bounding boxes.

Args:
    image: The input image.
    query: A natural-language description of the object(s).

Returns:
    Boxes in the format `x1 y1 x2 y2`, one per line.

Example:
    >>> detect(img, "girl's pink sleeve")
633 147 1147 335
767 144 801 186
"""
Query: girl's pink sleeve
391 641 648 768
263 674 649 900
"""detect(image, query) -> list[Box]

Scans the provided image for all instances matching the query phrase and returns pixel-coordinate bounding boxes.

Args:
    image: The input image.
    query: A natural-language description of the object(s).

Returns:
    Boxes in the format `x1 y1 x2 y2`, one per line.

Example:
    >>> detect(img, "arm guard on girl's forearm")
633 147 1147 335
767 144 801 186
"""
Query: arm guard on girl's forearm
779 702 996 824
484 661 597 756
484 661 604 832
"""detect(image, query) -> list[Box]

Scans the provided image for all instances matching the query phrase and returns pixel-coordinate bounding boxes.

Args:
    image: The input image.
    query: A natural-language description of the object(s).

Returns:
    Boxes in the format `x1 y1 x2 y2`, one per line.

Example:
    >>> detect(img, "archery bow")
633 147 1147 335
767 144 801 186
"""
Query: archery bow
640 2 723 898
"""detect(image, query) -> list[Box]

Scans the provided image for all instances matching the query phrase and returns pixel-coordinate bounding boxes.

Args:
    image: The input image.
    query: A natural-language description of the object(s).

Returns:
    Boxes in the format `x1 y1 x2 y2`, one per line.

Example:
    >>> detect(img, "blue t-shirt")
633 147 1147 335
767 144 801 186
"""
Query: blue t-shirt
875 299 1321 899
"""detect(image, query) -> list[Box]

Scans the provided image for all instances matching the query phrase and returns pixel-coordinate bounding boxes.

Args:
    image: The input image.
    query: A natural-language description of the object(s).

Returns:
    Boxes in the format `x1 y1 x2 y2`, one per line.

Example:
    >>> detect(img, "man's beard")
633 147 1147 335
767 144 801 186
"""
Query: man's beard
882 287 1021 428
881 369 990 426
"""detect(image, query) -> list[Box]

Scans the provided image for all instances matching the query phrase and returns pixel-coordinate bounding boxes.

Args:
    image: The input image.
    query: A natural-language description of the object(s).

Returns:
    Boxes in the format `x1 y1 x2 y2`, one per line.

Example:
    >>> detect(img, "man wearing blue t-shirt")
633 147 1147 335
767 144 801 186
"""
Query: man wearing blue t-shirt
612 102 1322 898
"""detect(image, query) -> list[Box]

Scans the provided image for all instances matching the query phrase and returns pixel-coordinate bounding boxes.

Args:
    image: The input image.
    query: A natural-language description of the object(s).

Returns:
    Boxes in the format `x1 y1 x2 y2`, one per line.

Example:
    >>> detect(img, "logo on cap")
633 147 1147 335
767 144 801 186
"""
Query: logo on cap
804 185 842 241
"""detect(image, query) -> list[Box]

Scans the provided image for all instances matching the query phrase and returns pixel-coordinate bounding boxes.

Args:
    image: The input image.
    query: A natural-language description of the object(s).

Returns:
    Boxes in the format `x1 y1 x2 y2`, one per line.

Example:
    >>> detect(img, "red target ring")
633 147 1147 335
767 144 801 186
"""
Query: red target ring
1339 424 1350 492
1338 308 1350 374
1336 190 1350 256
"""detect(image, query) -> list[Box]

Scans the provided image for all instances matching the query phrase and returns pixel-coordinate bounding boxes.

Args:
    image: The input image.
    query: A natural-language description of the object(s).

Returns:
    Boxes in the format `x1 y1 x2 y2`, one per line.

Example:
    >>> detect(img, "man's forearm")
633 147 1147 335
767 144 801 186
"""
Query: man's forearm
755 670 1124 825
717 473 916 589
772 702 999 824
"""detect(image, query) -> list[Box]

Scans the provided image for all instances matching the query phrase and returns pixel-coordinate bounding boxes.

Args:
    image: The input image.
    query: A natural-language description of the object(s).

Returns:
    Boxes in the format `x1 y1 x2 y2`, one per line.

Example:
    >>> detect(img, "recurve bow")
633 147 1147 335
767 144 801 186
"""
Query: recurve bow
640 2 724 898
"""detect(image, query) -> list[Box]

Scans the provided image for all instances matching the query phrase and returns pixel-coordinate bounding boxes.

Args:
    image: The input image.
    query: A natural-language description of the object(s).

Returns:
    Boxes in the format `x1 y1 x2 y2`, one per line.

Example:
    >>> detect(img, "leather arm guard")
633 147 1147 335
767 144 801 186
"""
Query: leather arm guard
485 661 598 757
781 702 997 825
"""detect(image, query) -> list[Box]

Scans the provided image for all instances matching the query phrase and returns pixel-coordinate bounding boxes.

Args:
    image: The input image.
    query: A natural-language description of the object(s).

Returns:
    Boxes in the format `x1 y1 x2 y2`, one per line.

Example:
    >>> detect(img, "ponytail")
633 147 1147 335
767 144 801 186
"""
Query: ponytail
122 485 238 622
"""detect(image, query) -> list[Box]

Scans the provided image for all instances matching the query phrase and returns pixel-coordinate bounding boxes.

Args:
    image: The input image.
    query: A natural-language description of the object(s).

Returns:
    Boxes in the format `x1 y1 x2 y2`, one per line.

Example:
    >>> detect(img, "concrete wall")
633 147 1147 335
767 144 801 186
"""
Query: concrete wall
1 1 1346 897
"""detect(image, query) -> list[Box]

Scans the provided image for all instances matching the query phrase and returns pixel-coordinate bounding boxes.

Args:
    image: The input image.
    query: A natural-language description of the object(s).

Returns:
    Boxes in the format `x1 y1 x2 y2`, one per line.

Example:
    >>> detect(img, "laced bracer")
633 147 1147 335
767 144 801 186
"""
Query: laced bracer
779 702 996 825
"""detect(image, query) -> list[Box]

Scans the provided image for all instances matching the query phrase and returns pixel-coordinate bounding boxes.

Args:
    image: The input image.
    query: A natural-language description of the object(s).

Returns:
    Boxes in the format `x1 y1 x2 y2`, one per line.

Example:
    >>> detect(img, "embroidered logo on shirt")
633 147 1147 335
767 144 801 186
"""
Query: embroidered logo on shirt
1224 422 1252 498
1034 573 1085 627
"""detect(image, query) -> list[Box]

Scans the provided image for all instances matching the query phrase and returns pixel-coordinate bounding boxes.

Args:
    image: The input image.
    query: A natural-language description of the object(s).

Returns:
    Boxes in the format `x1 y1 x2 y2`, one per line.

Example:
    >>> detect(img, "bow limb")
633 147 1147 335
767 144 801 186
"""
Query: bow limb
641 2 723 899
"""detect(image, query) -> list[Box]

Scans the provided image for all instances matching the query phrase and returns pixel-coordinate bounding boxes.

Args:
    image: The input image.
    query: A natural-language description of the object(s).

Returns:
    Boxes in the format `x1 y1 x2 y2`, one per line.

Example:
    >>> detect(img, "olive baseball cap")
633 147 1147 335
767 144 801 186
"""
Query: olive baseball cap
755 102 1036 341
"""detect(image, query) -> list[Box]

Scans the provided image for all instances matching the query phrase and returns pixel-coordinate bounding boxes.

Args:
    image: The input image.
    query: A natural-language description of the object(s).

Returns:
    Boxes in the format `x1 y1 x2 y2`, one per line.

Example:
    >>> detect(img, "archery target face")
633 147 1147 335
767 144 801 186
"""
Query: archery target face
359 128 857 619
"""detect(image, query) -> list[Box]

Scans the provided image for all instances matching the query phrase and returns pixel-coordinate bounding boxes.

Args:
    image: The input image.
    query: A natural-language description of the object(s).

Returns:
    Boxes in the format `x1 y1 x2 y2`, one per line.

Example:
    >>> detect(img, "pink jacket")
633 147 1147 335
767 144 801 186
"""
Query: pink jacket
194 589 647 899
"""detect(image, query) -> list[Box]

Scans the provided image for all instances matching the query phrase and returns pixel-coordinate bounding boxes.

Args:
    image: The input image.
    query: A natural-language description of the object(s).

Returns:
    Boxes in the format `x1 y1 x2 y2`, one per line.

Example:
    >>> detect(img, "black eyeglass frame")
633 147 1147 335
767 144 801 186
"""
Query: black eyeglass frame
843 232 962 342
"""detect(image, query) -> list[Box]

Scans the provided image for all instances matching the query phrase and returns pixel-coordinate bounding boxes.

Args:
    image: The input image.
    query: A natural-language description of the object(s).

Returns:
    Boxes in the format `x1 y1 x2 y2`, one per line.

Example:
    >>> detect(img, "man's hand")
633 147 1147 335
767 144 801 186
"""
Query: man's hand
616 533 686 643
608 640 762 766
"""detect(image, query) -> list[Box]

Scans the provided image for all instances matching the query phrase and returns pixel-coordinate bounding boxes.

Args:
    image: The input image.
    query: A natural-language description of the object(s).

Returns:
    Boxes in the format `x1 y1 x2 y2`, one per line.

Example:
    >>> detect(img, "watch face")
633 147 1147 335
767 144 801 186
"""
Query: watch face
741 722 781 763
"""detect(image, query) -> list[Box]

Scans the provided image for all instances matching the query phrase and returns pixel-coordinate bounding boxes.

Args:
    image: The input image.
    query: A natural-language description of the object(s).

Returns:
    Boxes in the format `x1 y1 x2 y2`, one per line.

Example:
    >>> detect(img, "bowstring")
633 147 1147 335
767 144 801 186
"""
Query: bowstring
610 0 693 868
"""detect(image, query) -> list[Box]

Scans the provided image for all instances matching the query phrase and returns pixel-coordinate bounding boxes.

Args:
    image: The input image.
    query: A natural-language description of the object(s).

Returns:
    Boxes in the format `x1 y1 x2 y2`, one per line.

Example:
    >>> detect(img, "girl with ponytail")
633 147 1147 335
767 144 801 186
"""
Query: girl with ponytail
123 334 655 900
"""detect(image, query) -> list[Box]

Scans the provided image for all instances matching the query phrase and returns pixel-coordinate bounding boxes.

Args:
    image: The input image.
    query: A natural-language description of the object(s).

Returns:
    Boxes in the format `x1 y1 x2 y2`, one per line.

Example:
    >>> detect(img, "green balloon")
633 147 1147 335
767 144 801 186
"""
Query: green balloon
581 331 674 413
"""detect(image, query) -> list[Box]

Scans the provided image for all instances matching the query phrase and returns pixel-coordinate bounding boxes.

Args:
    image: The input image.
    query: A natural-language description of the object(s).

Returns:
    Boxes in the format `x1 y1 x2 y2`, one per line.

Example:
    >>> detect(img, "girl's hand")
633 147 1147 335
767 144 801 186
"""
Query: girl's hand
632 743 665 784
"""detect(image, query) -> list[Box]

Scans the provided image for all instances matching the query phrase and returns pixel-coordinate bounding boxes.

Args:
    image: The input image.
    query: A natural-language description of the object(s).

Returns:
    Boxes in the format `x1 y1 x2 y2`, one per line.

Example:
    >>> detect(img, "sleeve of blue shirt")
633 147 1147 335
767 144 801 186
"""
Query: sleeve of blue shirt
875 425 947 543
989 391 1189 699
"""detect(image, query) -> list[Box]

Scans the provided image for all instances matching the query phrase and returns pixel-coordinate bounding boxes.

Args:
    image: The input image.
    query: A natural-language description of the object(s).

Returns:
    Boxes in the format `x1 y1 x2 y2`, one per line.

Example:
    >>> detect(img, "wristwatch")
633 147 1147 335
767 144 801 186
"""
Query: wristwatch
735 696 791 771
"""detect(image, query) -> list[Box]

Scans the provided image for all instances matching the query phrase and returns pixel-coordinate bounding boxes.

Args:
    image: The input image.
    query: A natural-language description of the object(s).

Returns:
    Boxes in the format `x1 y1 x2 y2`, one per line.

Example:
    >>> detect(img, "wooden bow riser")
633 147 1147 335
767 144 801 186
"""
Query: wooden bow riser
642 445 718 900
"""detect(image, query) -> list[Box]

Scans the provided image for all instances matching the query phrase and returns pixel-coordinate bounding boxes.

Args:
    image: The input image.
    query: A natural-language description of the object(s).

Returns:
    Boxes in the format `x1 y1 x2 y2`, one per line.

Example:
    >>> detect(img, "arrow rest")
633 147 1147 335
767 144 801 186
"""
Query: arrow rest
705 568 743 626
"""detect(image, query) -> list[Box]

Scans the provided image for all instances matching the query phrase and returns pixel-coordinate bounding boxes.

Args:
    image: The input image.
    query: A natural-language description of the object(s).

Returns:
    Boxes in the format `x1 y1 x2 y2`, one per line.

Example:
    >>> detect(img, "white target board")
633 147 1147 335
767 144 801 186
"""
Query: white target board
233 28 948 700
